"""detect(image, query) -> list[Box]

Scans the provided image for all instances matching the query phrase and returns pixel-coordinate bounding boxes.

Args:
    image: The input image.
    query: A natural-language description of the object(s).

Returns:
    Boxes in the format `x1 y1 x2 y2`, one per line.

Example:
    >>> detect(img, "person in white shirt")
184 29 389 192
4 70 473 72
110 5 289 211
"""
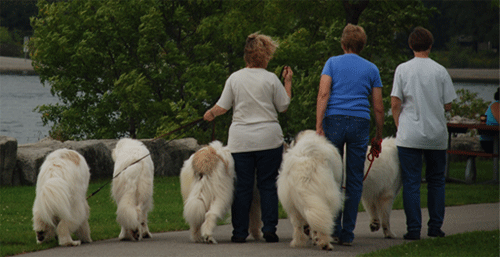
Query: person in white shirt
204 32 293 243
391 26 457 240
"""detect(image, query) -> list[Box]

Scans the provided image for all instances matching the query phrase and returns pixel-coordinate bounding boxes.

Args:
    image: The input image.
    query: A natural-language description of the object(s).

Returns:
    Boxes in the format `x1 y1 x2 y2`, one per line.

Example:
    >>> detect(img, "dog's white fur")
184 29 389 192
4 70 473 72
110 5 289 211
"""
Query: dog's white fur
32 148 92 246
361 137 401 238
277 130 343 250
111 138 154 241
180 140 262 244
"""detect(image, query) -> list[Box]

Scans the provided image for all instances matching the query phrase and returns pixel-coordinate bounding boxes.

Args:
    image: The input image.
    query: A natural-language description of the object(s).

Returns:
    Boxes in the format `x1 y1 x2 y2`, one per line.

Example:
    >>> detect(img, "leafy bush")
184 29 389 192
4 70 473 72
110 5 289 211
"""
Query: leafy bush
448 88 491 120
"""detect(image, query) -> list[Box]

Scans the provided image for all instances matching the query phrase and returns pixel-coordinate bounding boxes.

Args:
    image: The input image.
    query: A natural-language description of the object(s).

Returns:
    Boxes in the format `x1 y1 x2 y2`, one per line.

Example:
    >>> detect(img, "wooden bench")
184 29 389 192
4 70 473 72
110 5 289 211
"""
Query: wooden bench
447 150 499 184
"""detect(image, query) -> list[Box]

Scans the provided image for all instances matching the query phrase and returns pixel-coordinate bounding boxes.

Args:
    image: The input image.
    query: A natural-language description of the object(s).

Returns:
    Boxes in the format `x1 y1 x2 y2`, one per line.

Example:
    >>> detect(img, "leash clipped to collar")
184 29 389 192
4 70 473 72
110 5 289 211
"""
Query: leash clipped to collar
363 138 382 181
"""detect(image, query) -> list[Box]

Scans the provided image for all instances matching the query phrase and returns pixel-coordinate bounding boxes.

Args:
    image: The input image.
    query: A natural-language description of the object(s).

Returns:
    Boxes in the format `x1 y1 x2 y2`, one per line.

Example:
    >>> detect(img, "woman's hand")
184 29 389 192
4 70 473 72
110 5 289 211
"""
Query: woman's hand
203 109 215 122
282 66 293 83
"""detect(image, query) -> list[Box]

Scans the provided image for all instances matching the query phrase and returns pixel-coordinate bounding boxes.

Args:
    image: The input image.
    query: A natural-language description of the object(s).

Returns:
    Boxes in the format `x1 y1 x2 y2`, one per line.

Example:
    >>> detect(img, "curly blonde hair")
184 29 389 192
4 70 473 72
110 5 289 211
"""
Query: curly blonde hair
340 24 367 54
244 32 278 68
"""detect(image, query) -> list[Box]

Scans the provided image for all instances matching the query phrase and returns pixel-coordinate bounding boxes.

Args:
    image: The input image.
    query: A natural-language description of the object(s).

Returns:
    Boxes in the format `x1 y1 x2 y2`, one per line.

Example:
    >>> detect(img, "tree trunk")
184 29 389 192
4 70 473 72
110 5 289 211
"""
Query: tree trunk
342 0 369 25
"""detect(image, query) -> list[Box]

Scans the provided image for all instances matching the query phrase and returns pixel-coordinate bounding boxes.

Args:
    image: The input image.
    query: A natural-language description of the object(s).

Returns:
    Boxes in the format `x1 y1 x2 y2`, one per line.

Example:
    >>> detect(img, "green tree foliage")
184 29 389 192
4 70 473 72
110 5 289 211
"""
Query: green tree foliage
31 0 435 144
449 89 491 120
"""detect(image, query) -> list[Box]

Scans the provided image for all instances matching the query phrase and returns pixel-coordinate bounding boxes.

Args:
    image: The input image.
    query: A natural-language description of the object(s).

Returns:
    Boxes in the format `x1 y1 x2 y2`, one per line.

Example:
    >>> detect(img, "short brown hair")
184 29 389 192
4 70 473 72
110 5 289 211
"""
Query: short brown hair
244 32 278 68
340 24 367 54
408 27 433 52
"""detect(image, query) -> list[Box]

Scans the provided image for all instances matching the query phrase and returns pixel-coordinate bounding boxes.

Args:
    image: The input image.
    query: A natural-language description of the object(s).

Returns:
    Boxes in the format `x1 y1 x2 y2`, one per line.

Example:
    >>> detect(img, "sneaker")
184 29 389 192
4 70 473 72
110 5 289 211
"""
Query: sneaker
263 232 279 243
428 228 445 238
403 231 421 240
339 240 353 246
231 236 246 243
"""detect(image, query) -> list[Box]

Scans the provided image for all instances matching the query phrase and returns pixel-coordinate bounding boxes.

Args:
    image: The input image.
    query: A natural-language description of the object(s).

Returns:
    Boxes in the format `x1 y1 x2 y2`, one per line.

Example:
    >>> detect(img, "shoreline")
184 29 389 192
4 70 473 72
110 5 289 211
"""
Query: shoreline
1 56 498 82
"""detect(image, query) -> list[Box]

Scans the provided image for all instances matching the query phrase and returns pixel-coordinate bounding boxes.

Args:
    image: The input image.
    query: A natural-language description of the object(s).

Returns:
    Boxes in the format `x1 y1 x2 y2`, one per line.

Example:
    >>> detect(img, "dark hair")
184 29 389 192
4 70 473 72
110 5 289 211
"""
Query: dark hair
340 24 367 54
495 88 499 101
408 26 433 52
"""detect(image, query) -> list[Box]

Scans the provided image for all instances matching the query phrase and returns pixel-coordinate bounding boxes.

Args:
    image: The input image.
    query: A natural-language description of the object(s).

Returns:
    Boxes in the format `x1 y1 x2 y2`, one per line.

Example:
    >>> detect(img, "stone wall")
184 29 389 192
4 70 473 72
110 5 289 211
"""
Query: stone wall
0 136 201 186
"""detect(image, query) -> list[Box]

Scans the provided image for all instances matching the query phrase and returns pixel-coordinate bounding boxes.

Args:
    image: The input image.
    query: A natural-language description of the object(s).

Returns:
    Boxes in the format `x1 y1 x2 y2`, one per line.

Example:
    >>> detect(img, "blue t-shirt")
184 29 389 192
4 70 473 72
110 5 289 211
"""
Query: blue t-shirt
480 100 499 142
321 54 382 120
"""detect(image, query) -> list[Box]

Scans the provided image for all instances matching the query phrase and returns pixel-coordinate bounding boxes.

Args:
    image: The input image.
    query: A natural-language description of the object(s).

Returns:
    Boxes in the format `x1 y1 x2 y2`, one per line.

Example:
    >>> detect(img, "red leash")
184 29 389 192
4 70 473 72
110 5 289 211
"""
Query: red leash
363 138 382 181
341 138 382 190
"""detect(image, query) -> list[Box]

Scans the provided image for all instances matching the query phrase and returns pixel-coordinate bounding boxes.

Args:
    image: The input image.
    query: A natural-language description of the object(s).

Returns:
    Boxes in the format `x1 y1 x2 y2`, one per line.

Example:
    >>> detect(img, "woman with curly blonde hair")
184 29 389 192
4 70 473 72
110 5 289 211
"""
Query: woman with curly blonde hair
204 32 293 243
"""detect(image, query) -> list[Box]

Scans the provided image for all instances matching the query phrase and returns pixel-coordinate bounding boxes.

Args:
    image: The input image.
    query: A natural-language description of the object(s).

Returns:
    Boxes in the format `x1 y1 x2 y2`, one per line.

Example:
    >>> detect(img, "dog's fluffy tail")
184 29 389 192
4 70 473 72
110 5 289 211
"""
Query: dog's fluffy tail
34 178 74 227
116 198 141 230
183 180 209 227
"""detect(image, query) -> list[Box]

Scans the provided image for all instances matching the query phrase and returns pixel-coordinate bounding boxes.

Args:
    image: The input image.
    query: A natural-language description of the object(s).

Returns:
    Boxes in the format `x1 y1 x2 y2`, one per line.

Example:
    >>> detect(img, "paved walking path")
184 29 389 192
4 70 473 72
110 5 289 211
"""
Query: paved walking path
19 203 499 257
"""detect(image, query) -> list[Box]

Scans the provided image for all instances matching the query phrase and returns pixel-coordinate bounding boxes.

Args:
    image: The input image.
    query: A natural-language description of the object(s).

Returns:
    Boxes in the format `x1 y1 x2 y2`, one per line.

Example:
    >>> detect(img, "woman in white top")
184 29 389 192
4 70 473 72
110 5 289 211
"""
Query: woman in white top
204 32 293 243
391 27 457 241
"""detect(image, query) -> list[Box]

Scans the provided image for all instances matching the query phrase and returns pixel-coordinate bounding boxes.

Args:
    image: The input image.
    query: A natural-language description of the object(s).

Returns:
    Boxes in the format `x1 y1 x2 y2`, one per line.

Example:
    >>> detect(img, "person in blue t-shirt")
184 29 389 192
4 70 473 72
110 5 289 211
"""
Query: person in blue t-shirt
316 23 384 246
480 88 499 153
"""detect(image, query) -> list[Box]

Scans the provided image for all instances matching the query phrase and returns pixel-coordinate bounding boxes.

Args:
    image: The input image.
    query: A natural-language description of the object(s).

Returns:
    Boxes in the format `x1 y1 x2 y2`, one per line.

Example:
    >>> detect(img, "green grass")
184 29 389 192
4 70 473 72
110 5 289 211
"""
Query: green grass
1 160 499 257
362 230 500 257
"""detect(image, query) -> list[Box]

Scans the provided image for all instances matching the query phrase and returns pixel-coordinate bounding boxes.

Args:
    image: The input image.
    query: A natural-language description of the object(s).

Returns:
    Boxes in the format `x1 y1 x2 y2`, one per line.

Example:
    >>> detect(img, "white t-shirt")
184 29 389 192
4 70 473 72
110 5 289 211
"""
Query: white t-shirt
216 68 290 153
391 57 457 150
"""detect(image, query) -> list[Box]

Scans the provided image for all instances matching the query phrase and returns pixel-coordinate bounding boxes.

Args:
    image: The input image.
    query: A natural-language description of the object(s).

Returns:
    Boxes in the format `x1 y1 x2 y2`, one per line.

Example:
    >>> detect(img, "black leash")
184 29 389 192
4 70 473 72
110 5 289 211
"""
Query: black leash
87 118 207 200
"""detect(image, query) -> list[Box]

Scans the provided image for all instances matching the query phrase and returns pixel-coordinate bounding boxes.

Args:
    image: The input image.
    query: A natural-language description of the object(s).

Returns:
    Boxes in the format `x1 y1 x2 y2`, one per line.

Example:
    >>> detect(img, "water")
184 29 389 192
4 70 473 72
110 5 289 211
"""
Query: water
0 75 498 145
0 75 59 145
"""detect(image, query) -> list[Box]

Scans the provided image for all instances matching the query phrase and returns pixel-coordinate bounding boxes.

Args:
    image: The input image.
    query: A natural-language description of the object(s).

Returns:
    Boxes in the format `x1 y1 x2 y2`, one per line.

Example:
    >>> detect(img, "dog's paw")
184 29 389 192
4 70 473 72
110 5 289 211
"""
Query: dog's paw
383 228 396 239
62 240 81 246
321 242 334 251
370 221 380 232
203 235 217 244
142 231 152 239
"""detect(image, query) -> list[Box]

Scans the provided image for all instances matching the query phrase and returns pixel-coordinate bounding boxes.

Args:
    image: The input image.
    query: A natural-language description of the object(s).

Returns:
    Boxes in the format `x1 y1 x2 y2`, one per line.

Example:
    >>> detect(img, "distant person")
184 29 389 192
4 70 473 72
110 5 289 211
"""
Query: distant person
203 32 293 243
316 23 384 246
480 88 499 153
391 27 457 240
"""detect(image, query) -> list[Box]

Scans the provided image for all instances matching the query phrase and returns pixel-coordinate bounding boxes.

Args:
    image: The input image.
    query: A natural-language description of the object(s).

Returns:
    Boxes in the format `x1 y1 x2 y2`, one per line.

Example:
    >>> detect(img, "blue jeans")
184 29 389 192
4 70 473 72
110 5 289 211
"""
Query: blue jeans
397 147 446 233
231 145 283 238
323 115 369 243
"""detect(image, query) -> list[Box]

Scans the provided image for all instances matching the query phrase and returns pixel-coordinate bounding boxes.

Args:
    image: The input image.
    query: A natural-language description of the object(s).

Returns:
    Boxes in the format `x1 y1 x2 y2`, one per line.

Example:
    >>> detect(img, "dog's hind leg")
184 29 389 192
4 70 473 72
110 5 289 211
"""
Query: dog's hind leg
200 198 228 244
289 210 309 248
190 225 203 243
362 198 381 232
248 186 262 241
379 194 397 238
305 209 334 251
74 219 92 243
57 220 81 246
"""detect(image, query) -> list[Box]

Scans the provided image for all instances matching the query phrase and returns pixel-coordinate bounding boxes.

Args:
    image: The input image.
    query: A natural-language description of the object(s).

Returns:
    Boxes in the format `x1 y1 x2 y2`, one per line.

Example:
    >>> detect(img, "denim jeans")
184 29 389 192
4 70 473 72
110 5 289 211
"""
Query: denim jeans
397 147 446 233
231 145 283 238
323 115 369 243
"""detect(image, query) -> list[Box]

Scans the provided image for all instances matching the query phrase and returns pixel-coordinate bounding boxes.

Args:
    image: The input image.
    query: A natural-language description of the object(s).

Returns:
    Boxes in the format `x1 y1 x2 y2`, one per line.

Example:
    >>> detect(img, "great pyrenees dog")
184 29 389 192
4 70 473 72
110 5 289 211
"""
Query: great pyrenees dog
180 140 262 244
277 130 343 251
32 148 92 246
361 137 401 238
111 138 154 241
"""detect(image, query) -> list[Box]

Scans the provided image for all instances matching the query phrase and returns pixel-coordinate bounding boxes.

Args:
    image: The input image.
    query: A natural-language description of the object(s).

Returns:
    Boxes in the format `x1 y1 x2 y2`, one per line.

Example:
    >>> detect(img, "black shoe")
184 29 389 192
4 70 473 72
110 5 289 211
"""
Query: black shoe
231 236 246 243
263 232 279 243
428 228 445 238
403 231 420 240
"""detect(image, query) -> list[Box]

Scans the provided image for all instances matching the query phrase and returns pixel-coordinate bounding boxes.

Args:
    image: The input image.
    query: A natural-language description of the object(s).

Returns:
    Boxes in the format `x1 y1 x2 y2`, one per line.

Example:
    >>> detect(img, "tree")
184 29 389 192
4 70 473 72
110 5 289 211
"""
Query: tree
31 0 435 144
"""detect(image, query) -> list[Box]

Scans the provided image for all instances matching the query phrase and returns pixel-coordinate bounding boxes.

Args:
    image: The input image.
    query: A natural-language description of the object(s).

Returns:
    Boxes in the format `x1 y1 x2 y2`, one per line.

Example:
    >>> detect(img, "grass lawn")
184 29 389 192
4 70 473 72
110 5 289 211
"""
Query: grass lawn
1 159 498 257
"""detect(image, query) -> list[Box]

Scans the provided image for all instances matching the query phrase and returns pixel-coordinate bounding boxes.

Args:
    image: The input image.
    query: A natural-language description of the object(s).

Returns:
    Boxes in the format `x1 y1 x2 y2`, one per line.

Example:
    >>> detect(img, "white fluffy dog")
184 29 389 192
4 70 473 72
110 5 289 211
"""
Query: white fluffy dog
277 130 343 251
361 137 401 238
111 138 154 241
32 148 92 246
180 140 262 244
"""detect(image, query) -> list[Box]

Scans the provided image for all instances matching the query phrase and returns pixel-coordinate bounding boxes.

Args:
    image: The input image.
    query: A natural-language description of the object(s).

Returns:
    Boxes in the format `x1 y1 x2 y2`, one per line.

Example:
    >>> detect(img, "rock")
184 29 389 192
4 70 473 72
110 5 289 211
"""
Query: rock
4 137 201 186
0 136 18 186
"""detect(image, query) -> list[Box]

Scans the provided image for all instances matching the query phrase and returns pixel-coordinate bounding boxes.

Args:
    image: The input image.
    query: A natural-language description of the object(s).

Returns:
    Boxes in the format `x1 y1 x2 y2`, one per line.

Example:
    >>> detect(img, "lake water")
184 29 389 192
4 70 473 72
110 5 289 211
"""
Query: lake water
0 74 498 145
